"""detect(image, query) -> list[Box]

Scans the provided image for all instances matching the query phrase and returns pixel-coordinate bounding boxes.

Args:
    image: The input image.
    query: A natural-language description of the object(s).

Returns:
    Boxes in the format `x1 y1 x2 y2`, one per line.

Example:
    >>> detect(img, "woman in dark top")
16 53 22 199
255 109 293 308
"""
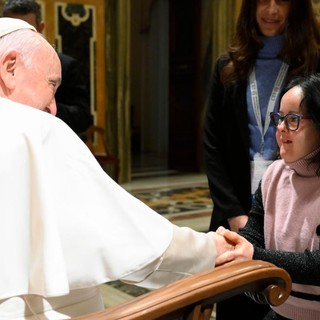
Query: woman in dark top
203 0 320 318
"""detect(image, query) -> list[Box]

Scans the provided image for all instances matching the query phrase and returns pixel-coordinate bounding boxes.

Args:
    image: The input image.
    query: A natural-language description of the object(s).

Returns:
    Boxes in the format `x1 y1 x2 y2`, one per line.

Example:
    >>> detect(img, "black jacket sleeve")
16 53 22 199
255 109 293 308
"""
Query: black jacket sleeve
203 55 252 230
55 53 93 134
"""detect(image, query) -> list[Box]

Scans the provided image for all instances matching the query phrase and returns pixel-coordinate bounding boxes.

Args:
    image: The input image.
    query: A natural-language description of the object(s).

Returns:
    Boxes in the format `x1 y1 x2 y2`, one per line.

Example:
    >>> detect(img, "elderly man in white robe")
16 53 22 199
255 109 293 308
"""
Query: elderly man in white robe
0 18 235 319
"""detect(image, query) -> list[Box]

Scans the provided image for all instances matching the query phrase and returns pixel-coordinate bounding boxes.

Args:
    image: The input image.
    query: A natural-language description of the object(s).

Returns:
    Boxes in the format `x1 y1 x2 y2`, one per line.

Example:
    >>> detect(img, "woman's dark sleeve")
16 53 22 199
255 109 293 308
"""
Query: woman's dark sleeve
203 56 248 229
240 183 320 285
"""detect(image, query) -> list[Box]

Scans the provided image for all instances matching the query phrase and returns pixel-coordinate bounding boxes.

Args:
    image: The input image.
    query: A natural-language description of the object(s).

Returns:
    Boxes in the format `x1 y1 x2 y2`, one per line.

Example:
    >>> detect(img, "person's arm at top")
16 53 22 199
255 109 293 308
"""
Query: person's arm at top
203 56 248 231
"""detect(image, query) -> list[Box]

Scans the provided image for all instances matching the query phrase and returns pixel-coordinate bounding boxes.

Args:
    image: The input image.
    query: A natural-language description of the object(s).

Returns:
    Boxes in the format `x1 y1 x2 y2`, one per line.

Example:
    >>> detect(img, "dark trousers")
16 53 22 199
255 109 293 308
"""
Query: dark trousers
216 293 270 320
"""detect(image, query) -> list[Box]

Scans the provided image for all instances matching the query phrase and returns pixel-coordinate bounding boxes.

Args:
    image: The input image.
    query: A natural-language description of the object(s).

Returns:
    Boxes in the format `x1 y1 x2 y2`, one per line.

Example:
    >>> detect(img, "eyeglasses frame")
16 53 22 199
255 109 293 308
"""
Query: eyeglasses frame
270 112 312 131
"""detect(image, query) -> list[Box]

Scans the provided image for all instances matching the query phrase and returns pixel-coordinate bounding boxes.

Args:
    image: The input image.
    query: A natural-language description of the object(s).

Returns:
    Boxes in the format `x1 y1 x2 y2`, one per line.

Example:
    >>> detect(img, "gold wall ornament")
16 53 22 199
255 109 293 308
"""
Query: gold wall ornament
54 3 98 126
60 3 91 27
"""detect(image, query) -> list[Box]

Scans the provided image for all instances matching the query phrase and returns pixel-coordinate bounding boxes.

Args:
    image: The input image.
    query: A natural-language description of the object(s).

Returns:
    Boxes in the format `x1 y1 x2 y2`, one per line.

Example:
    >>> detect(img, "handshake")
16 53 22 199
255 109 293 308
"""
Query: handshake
212 227 254 266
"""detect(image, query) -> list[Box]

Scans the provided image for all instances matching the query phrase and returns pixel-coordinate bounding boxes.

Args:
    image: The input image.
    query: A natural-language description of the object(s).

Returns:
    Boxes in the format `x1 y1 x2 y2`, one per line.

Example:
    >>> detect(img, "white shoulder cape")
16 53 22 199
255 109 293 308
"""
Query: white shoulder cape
0 98 172 299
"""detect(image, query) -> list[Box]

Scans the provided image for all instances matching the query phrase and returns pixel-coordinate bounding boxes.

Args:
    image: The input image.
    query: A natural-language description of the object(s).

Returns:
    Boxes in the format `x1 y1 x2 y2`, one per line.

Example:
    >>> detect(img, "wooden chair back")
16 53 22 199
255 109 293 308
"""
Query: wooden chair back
73 260 292 320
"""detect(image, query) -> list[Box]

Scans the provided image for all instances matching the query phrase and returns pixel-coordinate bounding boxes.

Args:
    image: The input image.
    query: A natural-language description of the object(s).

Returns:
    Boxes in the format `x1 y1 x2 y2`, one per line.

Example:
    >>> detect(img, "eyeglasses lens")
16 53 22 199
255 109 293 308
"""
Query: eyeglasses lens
270 113 300 131
286 115 299 130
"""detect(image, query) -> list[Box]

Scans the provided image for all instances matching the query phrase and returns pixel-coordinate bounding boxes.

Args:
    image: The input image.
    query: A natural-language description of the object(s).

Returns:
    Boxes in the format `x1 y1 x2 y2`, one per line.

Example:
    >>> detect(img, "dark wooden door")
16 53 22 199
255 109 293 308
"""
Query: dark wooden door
168 0 201 172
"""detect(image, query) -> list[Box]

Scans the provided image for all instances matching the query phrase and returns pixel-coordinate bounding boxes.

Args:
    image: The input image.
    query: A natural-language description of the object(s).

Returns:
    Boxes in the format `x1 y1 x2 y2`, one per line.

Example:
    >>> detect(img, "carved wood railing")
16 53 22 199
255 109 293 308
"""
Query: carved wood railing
73 260 292 320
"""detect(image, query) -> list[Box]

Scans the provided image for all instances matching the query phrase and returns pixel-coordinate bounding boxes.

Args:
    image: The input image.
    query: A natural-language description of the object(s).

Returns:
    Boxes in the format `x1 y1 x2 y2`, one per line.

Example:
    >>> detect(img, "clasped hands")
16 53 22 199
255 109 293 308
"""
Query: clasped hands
213 227 254 266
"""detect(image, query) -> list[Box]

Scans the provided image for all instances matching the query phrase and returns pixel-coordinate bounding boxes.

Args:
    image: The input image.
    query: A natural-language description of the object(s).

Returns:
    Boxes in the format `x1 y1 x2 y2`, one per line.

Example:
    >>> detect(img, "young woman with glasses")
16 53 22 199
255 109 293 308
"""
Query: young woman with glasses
216 73 320 320
203 0 320 318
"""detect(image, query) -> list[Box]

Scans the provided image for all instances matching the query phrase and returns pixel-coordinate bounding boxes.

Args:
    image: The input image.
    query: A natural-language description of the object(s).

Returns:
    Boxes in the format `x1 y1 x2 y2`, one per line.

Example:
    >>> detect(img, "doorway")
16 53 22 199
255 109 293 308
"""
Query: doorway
130 0 202 178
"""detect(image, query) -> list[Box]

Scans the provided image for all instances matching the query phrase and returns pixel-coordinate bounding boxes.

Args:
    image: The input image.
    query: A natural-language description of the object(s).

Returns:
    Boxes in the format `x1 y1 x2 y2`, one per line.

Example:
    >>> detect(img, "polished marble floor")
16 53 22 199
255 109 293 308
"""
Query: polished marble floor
122 172 212 232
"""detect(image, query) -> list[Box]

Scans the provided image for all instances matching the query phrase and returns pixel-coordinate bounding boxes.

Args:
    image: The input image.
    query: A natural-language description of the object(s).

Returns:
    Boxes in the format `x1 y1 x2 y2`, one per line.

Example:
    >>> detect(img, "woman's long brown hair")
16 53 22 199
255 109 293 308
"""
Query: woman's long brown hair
222 0 320 86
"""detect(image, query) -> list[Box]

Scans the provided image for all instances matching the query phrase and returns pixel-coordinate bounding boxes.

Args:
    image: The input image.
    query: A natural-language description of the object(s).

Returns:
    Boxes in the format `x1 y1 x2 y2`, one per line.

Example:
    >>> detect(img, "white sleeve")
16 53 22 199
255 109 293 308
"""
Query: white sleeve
121 224 217 289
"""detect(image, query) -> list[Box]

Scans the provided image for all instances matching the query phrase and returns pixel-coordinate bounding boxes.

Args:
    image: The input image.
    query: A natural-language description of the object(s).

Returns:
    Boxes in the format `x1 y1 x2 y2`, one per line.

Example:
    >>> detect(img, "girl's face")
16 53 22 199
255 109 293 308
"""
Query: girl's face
256 0 291 37
276 86 320 163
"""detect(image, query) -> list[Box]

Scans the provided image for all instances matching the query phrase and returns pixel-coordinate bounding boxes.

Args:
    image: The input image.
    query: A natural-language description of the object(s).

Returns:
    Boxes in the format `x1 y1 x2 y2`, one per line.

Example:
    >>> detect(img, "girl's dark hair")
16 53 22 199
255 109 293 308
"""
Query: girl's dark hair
284 73 320 129
222 0 320 86
283 73 320 173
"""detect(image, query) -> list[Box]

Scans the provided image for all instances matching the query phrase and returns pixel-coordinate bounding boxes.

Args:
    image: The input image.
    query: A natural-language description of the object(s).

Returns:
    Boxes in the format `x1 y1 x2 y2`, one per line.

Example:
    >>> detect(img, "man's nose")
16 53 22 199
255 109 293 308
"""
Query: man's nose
46 99 57 116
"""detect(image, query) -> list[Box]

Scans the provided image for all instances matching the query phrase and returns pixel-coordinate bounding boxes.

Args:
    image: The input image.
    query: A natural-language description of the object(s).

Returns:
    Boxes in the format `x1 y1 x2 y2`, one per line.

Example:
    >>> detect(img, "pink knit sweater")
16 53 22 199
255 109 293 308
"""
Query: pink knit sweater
262 150 320 319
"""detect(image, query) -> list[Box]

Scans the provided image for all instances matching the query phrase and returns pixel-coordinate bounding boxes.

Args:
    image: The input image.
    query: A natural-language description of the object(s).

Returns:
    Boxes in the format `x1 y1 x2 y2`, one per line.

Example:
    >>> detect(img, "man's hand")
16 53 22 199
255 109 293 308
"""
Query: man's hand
212 232 235 262
214 227 254 266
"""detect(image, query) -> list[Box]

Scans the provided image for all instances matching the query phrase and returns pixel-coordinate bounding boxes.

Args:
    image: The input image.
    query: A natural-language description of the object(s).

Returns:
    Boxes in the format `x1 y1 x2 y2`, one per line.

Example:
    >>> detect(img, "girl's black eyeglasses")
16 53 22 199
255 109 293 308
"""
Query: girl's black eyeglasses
270 112 312 131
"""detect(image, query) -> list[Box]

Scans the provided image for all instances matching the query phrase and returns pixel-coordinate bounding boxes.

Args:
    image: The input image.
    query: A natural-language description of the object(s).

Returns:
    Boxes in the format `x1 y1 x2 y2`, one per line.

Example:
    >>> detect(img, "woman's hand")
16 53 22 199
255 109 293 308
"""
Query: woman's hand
228 214 248 232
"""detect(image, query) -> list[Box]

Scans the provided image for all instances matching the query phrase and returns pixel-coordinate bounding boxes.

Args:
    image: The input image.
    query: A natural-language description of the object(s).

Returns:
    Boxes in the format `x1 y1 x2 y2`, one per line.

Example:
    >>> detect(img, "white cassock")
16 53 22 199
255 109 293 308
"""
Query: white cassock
0 98 217 319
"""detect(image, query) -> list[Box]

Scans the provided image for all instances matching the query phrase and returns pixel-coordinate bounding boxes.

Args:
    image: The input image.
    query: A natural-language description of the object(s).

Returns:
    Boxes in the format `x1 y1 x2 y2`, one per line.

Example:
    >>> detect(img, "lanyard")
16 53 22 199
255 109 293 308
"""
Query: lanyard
249 62 288 152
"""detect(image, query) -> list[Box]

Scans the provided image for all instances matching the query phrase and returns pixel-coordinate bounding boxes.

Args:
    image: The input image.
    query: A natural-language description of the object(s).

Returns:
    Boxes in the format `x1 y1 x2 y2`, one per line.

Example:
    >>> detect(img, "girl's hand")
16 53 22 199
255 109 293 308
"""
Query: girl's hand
215 227 254 266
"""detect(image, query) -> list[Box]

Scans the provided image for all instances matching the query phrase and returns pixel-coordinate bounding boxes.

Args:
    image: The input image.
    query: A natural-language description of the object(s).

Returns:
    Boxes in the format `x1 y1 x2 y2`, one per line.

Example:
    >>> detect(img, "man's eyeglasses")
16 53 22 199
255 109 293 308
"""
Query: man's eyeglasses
270 112 312 131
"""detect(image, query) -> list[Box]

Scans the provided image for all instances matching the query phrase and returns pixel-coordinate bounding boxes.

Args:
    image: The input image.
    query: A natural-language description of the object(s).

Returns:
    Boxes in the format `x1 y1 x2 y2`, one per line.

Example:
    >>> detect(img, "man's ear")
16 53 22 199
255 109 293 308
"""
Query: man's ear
0 50 18 90
38 21 45 33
